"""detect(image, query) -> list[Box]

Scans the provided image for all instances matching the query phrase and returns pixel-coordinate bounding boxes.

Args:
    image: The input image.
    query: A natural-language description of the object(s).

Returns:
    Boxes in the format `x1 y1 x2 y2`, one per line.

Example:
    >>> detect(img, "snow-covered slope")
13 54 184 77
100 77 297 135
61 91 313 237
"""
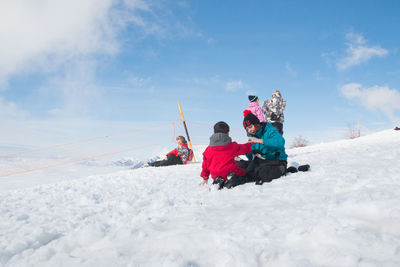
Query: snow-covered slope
1 130 399 266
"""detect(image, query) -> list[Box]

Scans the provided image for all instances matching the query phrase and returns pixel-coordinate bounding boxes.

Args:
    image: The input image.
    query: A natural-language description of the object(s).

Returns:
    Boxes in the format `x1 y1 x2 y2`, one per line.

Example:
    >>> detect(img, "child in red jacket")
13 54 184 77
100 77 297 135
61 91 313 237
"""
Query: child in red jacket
199 121 251 189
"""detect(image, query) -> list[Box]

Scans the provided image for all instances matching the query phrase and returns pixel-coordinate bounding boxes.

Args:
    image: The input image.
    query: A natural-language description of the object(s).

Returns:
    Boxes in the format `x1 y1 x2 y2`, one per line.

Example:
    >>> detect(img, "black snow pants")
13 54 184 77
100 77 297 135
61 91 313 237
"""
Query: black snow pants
224 158 287 188
149 154 183 167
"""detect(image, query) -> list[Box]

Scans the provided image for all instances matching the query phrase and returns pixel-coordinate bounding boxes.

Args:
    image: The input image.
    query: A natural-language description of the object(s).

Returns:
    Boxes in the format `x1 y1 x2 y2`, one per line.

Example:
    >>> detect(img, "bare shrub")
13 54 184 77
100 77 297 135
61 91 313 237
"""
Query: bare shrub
290 135 309 148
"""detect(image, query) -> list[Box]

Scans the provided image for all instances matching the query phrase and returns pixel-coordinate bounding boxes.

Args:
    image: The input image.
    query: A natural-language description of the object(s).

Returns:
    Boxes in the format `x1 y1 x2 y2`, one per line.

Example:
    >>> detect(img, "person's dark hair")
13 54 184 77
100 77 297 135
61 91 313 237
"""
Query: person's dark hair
214 121 230 134
176 136 187 143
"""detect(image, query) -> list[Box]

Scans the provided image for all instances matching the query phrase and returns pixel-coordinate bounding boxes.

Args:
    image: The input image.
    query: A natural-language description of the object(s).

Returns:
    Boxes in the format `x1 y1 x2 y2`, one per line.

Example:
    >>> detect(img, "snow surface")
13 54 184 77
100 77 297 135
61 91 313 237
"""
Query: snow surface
1 129 400 266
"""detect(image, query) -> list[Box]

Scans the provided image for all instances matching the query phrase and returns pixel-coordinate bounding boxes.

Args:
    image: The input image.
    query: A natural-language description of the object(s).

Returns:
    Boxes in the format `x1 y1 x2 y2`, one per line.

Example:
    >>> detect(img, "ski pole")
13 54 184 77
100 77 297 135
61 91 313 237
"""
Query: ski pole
178 102 196 162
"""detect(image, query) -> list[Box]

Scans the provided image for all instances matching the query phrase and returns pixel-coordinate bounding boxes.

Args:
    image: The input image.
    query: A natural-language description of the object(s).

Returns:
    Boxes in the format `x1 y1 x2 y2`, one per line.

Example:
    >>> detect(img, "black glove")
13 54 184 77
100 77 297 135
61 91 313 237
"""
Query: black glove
270 112 279 121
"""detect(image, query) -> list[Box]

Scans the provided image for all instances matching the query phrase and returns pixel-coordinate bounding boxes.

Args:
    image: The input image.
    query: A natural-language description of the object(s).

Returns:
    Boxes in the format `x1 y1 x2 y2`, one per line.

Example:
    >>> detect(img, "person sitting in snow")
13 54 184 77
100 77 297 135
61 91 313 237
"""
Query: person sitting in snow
224 110 288 188
148 135 190 167
262 89 286 135
199 121 252 189
246 95 265 123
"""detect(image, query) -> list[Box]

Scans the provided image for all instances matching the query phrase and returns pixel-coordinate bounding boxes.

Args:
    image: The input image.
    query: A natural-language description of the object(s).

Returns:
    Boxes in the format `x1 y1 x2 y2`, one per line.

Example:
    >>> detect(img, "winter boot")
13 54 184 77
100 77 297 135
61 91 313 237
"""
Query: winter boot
286 166 298 173
298 164 310 172
213 177 225 190
223 173 234 189
255 179 264 185
224 180 233 189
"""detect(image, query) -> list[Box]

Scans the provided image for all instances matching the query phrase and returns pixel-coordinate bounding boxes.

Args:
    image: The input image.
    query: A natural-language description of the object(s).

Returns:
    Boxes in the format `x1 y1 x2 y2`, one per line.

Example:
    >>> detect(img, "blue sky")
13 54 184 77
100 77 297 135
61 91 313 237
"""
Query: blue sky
1 0 400 151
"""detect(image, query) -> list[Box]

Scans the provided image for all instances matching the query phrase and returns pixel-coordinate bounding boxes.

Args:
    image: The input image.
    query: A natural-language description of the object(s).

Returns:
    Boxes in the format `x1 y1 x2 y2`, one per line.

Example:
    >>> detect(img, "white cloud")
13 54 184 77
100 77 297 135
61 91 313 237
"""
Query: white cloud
207 38 215 44
285 63 297 78
0 0 114 84
321 51 336 68
313 70 323 81
337 33 388 70
40 64 157 118
124 74 155 92
0 0 188 87
340 83 363 99
340 83 400 124
225 80 243 91
0 97 26 119
43 61 102 117
0 0 199 118
345 32 366 45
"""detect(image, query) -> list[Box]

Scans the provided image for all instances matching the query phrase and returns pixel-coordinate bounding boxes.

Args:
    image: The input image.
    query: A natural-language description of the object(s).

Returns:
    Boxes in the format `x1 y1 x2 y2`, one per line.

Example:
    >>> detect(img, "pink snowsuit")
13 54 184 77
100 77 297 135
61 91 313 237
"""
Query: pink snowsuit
247 101 266 123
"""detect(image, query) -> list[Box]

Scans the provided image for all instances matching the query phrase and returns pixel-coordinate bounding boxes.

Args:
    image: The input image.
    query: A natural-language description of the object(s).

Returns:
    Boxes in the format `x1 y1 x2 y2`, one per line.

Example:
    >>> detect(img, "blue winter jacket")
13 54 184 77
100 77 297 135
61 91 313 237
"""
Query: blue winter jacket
246 123 288 161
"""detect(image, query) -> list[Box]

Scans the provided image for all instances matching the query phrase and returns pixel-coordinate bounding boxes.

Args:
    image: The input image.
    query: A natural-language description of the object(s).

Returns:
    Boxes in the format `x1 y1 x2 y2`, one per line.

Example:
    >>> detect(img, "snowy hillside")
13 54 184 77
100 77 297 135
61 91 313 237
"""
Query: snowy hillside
1 129 400 266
